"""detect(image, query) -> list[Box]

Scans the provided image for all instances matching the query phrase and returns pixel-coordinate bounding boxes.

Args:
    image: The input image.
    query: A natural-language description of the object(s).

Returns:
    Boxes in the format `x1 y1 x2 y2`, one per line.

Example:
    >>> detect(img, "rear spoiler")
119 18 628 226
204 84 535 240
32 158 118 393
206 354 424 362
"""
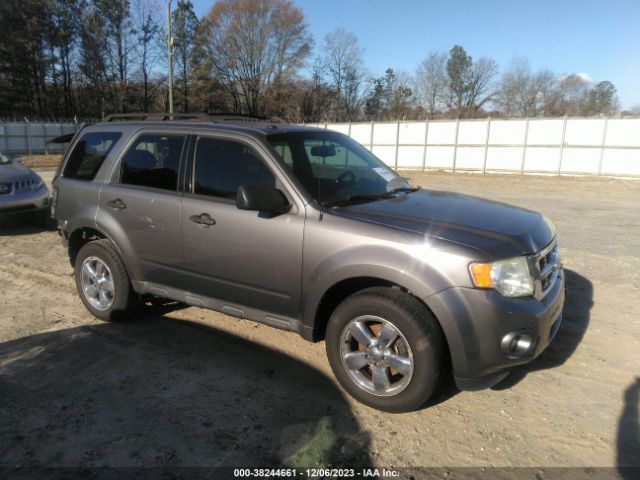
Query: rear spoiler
46 133 75 144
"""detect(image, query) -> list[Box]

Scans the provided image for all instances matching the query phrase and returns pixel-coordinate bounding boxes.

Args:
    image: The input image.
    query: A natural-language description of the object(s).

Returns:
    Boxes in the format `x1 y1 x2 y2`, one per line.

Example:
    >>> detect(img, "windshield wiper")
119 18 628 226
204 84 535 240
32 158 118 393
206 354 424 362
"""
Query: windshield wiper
322 192 395 208
387 186 419 194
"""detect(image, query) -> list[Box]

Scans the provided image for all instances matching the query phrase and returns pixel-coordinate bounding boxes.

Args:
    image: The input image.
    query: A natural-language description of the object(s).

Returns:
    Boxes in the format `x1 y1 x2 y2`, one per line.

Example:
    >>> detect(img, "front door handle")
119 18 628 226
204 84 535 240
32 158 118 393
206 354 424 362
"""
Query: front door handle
107 199 126 210
190 213 216 226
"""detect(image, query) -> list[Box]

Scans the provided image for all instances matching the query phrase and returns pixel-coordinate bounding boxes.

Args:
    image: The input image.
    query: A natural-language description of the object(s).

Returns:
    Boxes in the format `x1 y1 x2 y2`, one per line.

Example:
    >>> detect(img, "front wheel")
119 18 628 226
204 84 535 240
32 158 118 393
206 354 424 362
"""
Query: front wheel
326 287 445 412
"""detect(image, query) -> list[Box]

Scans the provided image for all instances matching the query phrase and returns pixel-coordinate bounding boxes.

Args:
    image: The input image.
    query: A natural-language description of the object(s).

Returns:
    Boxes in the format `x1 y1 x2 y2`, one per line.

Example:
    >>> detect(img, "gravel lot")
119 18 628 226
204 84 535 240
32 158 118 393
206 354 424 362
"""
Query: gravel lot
0 171 639 476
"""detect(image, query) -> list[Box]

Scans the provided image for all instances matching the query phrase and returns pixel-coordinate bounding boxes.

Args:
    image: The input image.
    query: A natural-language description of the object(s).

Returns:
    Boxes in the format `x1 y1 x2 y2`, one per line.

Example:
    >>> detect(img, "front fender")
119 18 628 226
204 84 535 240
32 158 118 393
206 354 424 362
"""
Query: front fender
301 210 486 332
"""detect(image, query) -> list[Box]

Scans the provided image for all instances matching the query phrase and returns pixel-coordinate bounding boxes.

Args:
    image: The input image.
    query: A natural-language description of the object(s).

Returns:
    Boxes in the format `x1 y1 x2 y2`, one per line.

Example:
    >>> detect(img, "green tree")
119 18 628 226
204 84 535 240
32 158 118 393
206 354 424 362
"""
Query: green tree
583 81 618 116
446 45 472 116
172 0 198 112
445 45 497 117
365 69 413 120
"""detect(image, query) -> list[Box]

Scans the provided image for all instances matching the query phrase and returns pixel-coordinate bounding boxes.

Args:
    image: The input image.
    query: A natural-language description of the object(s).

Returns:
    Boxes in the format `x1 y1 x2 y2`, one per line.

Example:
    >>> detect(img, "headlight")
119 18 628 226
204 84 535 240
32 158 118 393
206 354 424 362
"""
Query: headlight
469 256 534 298
31 176 45 191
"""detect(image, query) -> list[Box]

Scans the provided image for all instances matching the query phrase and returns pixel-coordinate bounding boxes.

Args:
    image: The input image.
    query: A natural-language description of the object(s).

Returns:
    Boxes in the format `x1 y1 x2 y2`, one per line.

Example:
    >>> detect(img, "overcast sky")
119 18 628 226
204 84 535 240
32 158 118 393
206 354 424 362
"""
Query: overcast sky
190 0 640 109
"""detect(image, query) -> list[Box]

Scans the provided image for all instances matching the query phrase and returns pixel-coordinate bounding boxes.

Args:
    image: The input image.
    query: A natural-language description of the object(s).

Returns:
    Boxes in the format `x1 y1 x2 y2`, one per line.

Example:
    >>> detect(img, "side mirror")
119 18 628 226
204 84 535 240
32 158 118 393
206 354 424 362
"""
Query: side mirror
236 185 291 213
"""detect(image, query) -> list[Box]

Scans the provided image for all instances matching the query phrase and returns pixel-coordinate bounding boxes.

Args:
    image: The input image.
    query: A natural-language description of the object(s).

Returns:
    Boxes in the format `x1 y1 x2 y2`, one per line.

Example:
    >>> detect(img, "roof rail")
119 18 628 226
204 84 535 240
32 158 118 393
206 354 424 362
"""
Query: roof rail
102 113 211 122
101 112 284 123
208 113 270 122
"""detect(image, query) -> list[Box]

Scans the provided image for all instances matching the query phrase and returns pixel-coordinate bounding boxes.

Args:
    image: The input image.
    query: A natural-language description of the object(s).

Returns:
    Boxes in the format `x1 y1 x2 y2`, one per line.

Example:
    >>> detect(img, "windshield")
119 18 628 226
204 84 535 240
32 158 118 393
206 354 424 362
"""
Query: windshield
268 131 411 206
0 153 11 165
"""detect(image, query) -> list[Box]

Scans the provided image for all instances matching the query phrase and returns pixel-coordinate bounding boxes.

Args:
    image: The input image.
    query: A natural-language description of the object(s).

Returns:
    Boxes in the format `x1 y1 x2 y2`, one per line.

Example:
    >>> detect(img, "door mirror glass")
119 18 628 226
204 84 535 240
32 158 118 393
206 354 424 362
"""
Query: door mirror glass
236 185 290 213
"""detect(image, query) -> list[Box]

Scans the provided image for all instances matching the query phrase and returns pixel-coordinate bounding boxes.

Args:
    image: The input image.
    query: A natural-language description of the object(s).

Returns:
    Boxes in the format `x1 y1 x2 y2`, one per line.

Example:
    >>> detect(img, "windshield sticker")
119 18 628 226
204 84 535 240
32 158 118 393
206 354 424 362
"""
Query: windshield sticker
373 167 396 182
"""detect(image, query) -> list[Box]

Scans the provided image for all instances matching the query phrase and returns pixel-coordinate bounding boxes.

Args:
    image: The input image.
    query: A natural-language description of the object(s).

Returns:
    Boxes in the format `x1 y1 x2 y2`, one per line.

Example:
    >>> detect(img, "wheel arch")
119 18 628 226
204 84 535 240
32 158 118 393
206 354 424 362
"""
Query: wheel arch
67 225 137 283
310 276 449 357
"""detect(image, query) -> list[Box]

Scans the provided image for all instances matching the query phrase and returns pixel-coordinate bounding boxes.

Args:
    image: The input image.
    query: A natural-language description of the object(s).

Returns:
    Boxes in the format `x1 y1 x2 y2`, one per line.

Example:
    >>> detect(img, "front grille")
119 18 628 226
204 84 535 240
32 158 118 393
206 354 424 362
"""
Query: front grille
0 204 37 214
14 178 37 192
0 178 37 195
533 241 560 299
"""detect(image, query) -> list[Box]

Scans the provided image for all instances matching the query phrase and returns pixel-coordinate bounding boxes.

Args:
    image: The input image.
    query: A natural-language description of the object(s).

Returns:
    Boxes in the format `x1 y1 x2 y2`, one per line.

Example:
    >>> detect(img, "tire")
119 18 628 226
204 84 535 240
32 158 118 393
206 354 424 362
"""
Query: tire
325 287 444 413
74 239 139 321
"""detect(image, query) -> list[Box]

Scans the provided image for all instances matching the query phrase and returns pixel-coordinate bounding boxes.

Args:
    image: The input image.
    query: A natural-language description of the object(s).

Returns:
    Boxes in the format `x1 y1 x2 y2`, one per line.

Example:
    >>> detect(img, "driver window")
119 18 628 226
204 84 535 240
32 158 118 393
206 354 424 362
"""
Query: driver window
193 137 276 199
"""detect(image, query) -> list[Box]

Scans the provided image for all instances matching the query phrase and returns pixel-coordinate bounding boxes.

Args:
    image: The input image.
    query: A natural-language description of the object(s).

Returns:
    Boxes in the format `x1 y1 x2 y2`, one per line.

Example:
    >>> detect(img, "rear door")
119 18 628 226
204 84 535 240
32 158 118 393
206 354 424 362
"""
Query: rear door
180 134 304 319
97 131 187 287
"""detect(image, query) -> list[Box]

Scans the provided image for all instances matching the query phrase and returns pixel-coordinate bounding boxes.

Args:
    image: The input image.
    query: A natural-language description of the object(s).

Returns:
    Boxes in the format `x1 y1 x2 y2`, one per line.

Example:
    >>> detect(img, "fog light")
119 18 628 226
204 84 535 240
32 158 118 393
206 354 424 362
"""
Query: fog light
501 331 535 357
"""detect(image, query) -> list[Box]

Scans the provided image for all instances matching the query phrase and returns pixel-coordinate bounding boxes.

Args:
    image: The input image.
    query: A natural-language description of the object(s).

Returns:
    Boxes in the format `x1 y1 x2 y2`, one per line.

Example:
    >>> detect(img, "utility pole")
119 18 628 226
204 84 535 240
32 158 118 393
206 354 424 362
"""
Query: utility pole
166 0 174 116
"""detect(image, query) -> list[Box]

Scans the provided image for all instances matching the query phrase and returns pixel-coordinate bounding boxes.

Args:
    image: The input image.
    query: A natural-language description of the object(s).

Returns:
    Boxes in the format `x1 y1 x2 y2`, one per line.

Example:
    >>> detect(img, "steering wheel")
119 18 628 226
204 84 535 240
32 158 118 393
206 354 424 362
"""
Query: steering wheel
336 170 356 185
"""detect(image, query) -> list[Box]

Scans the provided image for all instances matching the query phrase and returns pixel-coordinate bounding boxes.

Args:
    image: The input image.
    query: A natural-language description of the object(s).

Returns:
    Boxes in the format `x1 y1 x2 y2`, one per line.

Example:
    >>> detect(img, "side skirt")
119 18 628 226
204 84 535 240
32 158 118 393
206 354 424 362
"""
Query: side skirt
132 280 314 341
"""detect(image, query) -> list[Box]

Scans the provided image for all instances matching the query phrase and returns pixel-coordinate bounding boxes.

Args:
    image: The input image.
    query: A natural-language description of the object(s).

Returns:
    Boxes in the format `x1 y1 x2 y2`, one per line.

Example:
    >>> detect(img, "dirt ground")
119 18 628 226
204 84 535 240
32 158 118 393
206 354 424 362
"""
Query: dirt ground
0 171 639 476
18 154 61 171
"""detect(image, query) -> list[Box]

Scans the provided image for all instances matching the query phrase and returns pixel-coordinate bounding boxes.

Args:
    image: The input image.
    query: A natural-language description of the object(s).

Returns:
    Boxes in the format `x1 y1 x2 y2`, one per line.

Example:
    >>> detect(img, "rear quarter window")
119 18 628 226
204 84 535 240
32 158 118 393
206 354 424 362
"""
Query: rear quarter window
63 132 122 181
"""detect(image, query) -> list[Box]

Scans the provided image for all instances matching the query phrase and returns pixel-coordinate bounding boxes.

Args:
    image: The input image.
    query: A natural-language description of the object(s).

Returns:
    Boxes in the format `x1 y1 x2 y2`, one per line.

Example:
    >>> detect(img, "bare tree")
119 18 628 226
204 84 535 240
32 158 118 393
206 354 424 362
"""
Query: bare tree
544 74 590 116
97 0 137 113
495 57 557 117
320 28 368 120
463 57 498 115
132 0 162 112
198 0 312 115
533 69 559 116
79 8 114 117
414 51 448 118
627 105 640 116
496 56 530 117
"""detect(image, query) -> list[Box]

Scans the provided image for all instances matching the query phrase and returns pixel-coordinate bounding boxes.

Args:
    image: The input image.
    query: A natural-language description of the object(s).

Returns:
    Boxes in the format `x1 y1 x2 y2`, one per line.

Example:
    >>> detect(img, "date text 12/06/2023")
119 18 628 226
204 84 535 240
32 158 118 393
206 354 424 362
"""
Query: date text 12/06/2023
233 468 400 478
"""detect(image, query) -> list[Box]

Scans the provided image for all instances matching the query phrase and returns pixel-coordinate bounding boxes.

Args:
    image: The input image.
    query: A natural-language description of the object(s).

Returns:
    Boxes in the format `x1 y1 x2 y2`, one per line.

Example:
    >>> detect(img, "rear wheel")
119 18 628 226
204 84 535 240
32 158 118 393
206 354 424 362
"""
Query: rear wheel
326 287 444 412
74 239 139 321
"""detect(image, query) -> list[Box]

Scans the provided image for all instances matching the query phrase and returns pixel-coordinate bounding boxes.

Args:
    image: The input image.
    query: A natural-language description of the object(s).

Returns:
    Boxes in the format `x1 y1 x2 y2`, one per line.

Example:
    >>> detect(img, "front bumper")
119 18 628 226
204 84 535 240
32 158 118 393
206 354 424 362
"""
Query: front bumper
424 267 565 389
0 186 50 218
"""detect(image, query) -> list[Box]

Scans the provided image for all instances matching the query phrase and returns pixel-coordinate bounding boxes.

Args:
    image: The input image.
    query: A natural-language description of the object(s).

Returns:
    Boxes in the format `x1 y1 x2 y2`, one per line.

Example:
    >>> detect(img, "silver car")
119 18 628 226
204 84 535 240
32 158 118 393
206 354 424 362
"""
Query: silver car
0 152 50 224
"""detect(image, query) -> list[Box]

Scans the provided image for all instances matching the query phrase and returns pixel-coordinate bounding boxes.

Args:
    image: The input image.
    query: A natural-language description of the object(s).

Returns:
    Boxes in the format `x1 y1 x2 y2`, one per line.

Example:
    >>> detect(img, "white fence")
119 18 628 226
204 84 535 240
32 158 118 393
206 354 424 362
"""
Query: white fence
311 117 640 176
3 118 638 176
0 122 78 156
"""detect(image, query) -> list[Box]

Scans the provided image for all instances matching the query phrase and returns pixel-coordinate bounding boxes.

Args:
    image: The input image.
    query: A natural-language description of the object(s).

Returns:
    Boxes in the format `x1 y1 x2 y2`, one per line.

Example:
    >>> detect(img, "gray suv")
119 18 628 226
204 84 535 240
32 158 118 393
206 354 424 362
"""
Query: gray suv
52 114 564 412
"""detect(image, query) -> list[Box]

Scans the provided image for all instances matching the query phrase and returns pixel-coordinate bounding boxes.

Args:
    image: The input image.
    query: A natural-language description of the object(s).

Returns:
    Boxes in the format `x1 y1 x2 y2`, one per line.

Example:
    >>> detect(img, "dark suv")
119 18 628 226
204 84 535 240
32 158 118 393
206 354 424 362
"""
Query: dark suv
52 114 564 412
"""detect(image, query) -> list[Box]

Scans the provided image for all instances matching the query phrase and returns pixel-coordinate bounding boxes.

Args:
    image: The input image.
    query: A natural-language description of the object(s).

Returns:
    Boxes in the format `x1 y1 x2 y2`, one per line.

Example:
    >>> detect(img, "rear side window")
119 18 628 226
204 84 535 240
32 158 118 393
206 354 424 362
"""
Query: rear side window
63 132 121 180
120 134 185 191
193 137 275 199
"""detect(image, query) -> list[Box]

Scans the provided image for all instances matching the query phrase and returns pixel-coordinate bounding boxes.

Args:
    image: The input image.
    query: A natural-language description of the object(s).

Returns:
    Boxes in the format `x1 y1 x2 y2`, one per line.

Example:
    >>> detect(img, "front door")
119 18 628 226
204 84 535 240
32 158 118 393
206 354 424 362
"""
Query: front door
181 135 304 319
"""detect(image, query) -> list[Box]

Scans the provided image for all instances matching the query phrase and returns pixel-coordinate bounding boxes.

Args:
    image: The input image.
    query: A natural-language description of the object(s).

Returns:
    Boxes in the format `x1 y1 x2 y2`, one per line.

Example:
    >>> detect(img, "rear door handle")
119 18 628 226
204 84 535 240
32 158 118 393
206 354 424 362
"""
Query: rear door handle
107 199 126 210
190 213 216 226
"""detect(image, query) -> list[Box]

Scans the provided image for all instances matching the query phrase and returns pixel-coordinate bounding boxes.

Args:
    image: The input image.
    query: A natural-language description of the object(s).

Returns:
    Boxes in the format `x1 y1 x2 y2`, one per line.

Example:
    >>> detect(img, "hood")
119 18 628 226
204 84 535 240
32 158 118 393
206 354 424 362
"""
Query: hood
0 162 36 183
332 189 555 259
